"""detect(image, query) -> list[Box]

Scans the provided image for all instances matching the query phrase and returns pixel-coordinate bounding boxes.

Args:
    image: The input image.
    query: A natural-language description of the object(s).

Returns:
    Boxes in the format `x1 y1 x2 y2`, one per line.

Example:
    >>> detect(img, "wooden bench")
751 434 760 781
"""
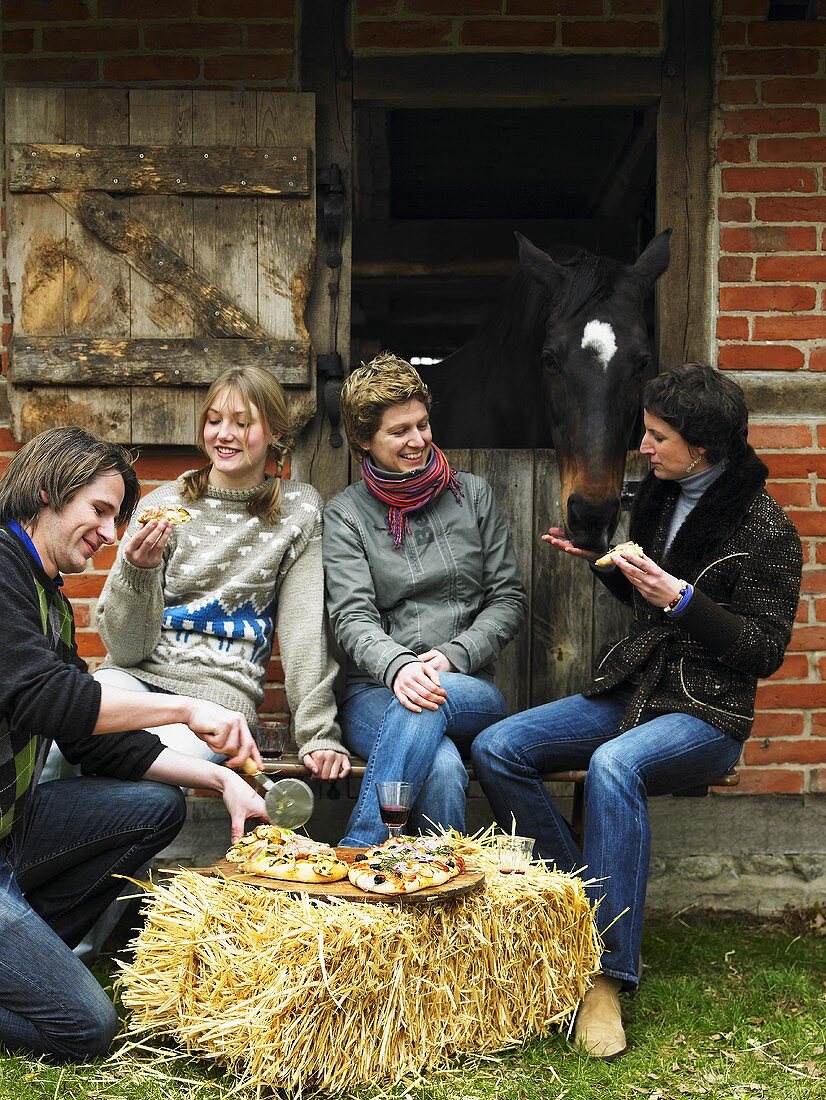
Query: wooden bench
262 754 740 844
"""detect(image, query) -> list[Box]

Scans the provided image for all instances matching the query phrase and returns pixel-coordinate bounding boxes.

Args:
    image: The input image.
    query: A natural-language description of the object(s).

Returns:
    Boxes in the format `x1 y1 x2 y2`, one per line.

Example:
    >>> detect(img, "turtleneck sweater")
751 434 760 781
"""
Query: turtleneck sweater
663 460 727 557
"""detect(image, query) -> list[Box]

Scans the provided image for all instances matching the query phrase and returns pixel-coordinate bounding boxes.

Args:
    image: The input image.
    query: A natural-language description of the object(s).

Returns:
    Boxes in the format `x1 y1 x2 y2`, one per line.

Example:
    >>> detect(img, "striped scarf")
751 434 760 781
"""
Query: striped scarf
361 445 464 550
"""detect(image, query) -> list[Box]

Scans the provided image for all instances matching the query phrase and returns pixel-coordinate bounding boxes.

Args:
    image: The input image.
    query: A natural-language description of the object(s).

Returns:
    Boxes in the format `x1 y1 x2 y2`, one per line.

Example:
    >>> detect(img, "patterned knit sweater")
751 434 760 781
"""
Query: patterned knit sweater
97 476 345 758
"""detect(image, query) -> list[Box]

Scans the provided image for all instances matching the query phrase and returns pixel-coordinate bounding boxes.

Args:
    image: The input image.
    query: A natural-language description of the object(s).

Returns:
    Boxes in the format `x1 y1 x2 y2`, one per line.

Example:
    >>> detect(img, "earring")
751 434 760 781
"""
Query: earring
685 456 700 474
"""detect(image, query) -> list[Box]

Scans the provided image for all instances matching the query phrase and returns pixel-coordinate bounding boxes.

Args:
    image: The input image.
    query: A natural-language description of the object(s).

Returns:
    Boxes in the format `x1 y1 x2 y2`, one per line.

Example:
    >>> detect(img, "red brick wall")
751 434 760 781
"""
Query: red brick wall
351 0 662 53
715 1 825 796
1 0 297 86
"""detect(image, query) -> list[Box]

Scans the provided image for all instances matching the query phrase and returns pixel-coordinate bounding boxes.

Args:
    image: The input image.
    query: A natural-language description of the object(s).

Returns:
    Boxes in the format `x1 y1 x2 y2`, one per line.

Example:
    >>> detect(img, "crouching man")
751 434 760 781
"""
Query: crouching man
0 427 268 1061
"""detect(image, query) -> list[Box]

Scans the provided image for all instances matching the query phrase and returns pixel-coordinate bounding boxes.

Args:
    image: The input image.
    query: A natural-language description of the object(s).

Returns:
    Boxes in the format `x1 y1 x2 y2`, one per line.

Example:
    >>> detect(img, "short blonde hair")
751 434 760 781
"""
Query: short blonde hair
340 352 432 460
181 366 293 522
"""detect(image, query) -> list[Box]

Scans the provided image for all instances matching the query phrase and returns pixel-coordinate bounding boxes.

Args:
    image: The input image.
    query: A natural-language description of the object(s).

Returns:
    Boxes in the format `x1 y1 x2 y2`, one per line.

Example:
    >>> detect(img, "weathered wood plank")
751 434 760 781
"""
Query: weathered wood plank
62 88 131 442
5 88 71 441
531 450 593 707
657 0 714 368
10 143 310 196
51 190 269 340
442 449 472 472
5 91 128 443
64 90 130 337
471 449 533 716
257 92 317 436
12 389 131 444
11 337 310 388
192 93 260 335
6 90 66 336
128 90 196 445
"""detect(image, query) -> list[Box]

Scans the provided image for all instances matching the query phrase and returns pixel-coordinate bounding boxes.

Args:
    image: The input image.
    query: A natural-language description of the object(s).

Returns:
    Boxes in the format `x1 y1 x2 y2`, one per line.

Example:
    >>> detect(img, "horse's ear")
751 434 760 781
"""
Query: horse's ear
632 228 671 291
515 232 562 291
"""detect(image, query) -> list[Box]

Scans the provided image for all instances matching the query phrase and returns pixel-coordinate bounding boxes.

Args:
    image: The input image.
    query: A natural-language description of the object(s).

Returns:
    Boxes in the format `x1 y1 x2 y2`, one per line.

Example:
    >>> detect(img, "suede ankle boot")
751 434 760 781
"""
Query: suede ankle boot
573 974 627 1059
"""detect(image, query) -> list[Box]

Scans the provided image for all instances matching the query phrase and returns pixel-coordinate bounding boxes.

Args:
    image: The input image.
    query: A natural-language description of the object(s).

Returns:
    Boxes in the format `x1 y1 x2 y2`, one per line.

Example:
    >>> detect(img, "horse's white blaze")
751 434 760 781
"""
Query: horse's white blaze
581 320 617 370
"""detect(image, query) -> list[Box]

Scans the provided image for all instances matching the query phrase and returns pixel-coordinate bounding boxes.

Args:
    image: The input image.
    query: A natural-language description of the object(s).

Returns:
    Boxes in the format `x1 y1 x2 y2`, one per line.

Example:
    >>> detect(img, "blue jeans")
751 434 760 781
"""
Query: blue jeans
0 776 186 1060
340 673 507 847
471 691 742 989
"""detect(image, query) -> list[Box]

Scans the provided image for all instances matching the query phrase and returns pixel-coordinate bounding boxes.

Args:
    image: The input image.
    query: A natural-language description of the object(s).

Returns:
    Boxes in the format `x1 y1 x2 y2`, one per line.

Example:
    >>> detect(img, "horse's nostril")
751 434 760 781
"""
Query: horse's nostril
566 493 621 551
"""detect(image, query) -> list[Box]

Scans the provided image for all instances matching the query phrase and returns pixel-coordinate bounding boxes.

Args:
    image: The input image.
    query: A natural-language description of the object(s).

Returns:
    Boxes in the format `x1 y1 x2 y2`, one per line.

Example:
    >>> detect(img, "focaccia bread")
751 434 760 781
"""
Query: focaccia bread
348 837 465 895
225 824 349 884
137 505 191 526
594 541 644 567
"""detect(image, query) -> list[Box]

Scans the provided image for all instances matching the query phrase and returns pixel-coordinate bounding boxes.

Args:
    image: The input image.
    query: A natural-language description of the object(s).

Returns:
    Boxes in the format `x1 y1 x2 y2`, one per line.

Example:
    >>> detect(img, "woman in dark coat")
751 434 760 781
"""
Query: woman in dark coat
471 363 803 1060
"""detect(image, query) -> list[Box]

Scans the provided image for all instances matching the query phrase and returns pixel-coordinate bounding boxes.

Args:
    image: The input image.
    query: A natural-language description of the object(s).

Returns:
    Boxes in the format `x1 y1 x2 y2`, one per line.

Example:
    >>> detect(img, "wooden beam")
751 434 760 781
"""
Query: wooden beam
295 0 353 496
353 219 638 278
10 337 311 389
9 143 310 195
50 190 268 338
656 0 715 368
354 55 661 108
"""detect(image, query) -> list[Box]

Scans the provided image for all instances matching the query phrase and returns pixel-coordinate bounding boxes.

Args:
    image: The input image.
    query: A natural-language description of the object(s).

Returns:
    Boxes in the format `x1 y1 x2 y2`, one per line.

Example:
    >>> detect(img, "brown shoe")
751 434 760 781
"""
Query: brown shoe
573 974 627 1059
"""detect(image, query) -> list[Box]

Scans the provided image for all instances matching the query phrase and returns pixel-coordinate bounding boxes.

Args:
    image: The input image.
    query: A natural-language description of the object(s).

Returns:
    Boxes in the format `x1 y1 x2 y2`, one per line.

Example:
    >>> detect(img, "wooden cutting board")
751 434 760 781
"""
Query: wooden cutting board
188 859 485 906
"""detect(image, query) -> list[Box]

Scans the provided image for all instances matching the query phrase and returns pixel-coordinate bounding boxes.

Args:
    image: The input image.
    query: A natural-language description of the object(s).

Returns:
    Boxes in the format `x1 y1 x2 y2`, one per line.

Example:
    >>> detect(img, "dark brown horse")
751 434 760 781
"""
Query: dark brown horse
420 231 671 553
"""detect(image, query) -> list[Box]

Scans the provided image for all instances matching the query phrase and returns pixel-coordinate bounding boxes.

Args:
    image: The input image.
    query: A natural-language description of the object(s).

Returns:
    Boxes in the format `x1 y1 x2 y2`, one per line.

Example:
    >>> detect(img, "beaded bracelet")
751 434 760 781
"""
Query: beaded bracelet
664 582 694 617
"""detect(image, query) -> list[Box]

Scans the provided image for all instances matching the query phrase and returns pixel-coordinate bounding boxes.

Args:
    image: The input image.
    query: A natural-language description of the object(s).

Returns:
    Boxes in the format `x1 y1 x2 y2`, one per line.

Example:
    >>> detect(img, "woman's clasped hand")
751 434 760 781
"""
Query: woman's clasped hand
393 660 449 712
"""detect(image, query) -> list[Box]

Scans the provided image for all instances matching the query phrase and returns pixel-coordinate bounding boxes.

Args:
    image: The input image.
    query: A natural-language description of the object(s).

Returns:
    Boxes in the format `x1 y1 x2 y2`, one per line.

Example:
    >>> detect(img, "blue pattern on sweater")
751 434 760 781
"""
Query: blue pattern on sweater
162 597 276 662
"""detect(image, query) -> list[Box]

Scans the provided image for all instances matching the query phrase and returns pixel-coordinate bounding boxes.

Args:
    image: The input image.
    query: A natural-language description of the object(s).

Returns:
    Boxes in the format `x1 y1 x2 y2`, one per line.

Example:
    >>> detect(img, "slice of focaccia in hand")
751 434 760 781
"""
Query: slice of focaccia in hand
594 541 644 567
137 505 191 526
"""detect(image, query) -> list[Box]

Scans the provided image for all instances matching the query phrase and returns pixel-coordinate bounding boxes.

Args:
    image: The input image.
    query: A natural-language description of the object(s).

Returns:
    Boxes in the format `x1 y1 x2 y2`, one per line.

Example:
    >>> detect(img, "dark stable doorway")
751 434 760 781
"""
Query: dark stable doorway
351 105 657 369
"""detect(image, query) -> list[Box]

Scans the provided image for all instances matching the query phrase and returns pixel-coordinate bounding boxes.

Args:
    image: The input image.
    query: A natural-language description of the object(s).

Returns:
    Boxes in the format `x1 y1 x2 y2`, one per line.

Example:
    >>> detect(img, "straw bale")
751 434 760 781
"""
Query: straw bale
117 835 600 1095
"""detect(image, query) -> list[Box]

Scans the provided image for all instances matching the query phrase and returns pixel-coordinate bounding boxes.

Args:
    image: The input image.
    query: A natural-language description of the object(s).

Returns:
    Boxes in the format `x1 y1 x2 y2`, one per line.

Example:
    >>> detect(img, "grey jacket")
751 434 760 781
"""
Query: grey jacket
323 473 527 689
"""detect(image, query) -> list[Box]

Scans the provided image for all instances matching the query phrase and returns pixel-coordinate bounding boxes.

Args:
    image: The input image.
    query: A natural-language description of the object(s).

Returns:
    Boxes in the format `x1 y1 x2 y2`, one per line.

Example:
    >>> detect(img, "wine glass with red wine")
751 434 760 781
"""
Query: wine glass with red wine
375 781 414 839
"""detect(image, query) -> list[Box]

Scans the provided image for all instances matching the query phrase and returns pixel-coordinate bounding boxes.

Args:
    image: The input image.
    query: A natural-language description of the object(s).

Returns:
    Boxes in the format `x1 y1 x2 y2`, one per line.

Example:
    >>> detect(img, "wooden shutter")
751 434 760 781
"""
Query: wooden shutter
5 88 316 445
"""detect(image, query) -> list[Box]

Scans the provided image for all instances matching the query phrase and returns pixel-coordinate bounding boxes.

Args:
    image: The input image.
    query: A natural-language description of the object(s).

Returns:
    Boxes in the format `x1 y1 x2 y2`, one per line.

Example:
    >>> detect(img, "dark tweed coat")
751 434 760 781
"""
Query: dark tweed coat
584 447 803 741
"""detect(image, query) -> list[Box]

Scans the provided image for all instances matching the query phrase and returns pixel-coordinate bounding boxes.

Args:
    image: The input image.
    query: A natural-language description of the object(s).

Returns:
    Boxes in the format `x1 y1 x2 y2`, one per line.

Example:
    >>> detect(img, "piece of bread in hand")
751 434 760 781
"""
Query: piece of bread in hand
137 505 191 526
594 541 644 567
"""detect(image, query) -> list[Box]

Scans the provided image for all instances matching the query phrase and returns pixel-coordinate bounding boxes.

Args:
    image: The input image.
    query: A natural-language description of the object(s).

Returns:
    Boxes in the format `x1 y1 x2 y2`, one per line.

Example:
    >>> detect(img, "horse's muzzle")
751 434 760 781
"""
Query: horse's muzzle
565 492 621 553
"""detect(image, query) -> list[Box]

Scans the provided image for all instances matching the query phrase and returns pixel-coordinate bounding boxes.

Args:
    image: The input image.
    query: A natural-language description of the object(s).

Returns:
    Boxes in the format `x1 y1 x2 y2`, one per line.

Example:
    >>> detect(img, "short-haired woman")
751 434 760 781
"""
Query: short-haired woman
324 353 527 847
472 363 803 1060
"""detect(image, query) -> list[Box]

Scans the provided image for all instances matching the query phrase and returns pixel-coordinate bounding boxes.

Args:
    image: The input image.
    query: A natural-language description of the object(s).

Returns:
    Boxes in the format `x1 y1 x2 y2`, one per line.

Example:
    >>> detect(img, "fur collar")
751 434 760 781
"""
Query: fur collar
630 446 768 581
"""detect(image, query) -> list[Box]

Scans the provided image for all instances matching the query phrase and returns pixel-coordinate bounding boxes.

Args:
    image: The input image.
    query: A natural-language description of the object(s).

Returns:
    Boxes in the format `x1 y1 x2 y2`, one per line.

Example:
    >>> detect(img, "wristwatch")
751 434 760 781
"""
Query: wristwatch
664 580 689 613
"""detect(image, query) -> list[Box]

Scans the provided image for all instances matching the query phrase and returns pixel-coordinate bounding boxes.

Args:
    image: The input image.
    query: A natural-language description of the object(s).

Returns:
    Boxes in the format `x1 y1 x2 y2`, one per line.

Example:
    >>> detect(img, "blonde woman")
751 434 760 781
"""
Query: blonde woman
324 354 526 846
96 365 349 778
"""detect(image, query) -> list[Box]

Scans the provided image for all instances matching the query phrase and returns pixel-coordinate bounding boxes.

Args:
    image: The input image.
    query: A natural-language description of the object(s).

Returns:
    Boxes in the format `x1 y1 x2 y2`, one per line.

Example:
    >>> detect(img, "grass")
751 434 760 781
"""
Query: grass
0 909 823 1100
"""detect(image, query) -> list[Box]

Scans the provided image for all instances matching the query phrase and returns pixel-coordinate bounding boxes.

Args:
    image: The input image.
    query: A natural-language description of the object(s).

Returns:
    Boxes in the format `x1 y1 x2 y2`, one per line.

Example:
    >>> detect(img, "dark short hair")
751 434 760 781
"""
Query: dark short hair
643 363 749 464
0 427 140 527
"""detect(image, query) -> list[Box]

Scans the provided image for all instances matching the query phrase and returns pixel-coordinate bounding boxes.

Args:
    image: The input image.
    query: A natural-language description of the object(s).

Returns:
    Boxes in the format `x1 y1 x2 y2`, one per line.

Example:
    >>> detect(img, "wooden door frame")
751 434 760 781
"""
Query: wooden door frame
350 0 715 374
295 0 352 499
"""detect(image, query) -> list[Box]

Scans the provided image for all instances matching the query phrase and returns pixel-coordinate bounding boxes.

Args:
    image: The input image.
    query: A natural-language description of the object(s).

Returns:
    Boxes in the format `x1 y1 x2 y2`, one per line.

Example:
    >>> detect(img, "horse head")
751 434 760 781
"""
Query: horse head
517 230 671 553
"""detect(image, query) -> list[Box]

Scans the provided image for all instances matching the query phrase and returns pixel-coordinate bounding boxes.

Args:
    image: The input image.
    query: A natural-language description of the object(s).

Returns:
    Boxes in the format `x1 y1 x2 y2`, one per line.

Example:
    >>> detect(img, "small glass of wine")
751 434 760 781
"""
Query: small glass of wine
375 781 414 839
256 721 289 760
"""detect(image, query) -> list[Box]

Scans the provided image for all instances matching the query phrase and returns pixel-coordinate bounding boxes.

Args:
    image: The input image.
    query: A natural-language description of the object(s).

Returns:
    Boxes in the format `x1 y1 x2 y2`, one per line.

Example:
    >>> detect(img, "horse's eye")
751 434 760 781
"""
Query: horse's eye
542 349 561 373
634 354 652 374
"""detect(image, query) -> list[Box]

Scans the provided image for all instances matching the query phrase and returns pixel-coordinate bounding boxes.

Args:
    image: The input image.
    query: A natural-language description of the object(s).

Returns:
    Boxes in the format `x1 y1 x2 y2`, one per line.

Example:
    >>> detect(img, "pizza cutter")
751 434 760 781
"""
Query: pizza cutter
242 759 315 829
